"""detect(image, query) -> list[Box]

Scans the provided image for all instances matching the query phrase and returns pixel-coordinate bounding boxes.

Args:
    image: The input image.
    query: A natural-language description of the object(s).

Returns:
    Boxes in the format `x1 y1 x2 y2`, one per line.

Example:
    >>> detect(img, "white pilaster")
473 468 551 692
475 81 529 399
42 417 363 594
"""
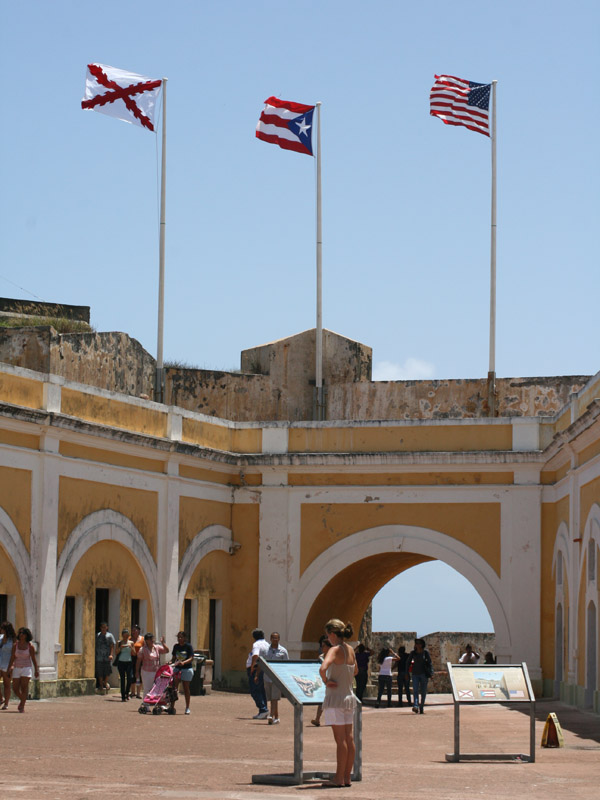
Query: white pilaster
31 441 61 680
156 464 180 647
498 487 543 680
258 484 291 641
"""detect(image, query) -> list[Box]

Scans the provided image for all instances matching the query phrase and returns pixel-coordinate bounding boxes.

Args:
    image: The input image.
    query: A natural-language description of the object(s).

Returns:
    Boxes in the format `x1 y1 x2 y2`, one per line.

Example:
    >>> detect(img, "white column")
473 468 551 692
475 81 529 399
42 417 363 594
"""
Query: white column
31 439 61 681
257 475 291 642
498 486 543 683
156 463 180 648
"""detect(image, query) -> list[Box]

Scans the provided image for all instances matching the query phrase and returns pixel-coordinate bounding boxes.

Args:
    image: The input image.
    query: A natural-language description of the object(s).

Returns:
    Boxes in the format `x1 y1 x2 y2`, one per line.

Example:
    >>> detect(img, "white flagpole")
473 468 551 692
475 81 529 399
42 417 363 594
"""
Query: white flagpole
155 78 167 403
315 101 323 419
488 80 497 416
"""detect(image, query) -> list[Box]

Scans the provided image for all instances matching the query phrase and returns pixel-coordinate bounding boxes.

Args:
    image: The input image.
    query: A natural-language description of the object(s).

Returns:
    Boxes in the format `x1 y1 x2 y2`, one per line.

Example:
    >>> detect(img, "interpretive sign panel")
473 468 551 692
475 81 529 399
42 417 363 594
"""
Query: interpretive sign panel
446 662 535 763
252 658 362 786
449 664 531 703
259 659 325 705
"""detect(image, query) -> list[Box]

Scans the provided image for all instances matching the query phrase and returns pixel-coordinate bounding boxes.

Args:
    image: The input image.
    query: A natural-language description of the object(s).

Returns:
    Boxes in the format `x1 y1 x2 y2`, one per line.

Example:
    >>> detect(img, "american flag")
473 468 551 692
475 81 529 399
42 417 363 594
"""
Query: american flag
430 75 491 137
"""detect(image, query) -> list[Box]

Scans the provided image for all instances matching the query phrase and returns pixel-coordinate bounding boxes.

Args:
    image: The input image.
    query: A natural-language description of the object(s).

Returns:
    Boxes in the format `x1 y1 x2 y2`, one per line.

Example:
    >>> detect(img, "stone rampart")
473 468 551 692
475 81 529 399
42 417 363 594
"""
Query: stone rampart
0 325 590 422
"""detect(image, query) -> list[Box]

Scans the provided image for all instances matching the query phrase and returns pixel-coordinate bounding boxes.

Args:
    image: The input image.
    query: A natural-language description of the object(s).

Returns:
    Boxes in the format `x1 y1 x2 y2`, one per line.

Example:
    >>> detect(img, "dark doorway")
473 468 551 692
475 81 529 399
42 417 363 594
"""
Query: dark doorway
95 588 109 633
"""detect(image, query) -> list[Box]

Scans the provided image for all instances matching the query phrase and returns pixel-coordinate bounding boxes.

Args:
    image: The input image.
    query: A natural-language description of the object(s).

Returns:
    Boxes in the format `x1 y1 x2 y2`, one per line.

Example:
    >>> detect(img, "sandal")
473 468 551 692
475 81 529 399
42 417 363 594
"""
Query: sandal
321 781 343 789
311 719 320 727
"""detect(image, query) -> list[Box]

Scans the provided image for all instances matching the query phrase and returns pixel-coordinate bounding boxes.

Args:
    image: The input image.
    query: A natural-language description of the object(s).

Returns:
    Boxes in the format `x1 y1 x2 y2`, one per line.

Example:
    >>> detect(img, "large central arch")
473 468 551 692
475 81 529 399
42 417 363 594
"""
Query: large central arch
288 524 510 653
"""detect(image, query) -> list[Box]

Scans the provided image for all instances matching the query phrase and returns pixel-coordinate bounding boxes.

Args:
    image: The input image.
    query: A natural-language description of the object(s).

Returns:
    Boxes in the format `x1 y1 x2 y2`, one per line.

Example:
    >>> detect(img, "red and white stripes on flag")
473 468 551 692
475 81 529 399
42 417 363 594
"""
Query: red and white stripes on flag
81 64 162 132
430 75 491 137
256 96 315 156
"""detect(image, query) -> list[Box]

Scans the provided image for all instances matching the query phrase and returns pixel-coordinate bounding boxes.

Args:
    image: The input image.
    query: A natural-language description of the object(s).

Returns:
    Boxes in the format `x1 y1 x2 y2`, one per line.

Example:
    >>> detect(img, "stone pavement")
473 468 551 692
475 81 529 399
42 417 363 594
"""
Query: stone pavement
1 691 598 799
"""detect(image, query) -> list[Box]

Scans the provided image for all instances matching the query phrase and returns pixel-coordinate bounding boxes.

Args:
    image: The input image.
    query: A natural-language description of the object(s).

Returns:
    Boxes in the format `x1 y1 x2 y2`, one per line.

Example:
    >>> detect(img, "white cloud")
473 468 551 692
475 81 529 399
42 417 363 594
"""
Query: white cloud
372 357 436 381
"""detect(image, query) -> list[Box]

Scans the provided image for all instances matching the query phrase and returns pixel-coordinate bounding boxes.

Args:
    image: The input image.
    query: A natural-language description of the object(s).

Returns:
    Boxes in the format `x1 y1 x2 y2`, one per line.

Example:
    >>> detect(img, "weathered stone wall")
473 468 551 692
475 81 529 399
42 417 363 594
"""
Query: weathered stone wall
0 297 90 322
239 329 372 421
165 368 280 421
55 332 155 397
0 327 154 397
328 375 589 421
0 326 54 373
0 325 589 423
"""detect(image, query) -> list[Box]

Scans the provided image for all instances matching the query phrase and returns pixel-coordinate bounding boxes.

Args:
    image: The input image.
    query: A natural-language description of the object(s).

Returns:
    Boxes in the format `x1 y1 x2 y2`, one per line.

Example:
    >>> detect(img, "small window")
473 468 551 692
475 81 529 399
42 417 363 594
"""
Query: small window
184 599 192 638
0 594 7 622
589 540 596 583
131 598 140 628
95 588 109 631
65 596 76 653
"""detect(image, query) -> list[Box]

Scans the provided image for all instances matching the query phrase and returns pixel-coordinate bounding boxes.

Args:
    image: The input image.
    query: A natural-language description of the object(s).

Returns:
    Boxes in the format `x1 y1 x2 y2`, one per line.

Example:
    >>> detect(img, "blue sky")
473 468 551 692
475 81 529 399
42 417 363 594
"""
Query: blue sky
1 1 598 635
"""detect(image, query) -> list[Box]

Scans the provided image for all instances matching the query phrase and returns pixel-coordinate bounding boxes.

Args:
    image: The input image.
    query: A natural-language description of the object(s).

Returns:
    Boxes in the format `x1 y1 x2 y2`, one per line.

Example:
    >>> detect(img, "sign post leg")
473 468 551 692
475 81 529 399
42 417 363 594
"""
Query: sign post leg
352 703 362 781
293 703 304 783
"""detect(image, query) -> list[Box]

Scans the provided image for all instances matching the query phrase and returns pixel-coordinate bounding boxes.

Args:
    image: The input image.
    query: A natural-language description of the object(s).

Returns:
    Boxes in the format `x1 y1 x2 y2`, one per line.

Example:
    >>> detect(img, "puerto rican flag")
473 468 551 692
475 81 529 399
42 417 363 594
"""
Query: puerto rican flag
82 64 162 132
256 96 315 156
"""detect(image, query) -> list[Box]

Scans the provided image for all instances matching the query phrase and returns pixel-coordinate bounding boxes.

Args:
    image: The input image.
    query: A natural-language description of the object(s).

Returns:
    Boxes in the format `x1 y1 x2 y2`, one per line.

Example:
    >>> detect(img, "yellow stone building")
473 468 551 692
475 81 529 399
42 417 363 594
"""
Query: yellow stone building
0 320 598 712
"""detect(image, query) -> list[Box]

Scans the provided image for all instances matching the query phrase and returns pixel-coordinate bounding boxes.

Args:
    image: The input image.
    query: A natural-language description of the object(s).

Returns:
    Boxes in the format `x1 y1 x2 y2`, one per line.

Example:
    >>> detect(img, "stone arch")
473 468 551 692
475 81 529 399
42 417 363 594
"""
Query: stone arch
289 524 510 653
177 525 233 613
0 507 32 625
54 509 158 641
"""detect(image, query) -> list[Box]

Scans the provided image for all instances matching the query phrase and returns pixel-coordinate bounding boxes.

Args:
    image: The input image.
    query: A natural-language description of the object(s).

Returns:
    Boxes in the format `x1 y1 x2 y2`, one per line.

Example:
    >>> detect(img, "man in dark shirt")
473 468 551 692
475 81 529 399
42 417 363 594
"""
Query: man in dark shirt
395 646 411 706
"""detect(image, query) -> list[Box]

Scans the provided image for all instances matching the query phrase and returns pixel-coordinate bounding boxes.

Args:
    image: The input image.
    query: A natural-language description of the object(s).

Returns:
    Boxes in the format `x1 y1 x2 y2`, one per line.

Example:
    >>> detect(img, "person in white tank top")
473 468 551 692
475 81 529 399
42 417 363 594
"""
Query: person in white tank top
318 618 358 788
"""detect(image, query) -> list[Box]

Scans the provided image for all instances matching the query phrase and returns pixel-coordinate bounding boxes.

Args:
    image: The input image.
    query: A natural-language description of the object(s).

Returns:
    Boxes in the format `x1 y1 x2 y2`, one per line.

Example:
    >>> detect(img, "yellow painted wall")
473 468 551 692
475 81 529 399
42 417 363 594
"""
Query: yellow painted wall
184 503 259 672
289 471 513 486
580 477 600 535
0 466 31 552
0 429 39 450
61 388 168 438
0 540 26 628
540 502 562 680
578 437 600 468
58 477 158 561
58 540 154 680
289 424 512 454
179 497 233 565
181 419 262 454
0 372 44 410
300 502 501 576
60 441 165 473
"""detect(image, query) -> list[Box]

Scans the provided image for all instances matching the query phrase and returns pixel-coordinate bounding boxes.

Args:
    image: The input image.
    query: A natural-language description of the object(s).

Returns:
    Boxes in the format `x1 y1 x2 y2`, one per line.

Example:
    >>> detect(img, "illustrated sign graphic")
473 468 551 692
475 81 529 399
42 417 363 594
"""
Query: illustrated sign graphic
448 664 531 703
259 660 325 705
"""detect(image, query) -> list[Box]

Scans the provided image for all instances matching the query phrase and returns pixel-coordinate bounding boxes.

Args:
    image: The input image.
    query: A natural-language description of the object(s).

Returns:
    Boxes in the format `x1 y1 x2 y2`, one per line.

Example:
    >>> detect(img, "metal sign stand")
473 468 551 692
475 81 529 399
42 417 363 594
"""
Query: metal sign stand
445 662 536 763
251 659 362 786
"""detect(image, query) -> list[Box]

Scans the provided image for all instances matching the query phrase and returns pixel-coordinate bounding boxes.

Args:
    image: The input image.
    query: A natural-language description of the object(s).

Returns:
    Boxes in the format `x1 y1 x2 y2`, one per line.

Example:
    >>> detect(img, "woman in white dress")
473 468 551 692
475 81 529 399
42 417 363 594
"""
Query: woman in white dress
319 619 358 788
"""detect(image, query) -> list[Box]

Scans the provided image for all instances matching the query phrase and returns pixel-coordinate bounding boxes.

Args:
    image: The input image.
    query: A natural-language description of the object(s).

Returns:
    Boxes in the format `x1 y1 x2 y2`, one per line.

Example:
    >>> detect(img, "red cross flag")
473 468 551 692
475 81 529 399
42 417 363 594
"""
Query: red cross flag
81 63 162 132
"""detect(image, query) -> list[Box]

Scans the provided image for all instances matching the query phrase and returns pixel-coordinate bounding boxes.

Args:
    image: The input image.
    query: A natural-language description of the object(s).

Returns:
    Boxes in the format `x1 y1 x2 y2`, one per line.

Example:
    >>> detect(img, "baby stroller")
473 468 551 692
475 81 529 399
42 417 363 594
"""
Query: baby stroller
138 664 178 715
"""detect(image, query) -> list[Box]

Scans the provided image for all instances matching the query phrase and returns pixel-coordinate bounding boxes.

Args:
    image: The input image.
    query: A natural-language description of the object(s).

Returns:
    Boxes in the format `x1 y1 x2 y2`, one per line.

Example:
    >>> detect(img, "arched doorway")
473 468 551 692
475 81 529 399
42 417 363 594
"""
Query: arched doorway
291 524 510 659
0 509 30 629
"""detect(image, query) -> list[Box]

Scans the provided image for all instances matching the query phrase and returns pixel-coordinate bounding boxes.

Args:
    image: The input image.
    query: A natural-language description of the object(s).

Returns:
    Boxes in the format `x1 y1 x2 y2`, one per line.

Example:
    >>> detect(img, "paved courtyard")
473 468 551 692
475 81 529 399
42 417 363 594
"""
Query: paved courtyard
1 690 598 799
